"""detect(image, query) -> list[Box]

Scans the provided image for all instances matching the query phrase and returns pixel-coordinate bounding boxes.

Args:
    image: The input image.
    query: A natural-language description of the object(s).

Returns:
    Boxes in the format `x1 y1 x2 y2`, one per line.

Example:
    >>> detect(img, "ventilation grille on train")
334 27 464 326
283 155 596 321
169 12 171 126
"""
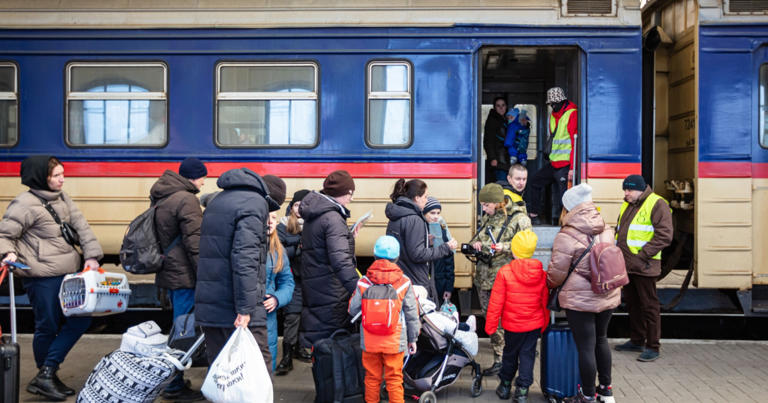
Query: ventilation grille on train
563 0 614 15
727 0 768 13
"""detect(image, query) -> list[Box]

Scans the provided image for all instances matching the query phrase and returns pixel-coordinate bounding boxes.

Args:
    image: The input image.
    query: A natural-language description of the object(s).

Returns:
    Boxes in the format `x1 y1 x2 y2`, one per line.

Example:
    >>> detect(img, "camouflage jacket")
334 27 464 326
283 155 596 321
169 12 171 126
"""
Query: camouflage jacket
472 208 532 290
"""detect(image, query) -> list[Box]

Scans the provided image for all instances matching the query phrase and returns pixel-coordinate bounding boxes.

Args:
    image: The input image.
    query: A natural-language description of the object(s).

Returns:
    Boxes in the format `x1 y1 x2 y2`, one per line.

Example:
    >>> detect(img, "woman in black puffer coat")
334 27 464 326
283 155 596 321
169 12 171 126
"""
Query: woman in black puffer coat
385 178 457 302
298 171 358 349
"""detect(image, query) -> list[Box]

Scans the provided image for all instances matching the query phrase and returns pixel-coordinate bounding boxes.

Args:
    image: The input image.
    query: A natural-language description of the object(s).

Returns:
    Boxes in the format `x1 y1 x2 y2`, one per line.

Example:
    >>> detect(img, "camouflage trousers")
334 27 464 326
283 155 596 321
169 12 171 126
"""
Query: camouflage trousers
478 288 504 362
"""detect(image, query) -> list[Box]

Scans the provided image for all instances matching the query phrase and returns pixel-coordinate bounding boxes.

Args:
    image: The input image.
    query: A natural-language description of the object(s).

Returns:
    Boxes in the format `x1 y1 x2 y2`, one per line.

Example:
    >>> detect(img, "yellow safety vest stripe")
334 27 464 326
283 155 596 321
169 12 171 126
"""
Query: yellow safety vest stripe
548 108 576 162
616 193 668 260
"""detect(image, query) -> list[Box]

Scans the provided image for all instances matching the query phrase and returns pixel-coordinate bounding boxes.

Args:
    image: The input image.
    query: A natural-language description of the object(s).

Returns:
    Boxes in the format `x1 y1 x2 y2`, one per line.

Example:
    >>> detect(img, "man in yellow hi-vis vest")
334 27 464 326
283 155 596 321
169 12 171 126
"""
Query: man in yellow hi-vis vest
614 174 673 363
528 87 577 225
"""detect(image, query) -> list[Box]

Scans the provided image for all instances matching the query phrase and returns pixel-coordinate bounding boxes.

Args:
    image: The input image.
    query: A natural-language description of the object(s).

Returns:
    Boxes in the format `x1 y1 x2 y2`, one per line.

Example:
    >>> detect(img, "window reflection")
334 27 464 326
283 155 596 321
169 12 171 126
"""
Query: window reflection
367 62 412 146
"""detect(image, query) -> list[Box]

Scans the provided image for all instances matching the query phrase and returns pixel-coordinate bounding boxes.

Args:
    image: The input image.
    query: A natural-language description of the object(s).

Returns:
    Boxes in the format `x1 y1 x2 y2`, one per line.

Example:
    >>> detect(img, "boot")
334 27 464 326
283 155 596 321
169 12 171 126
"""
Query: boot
495 379 511 399
294 344 312 362
53 371 75 396
27 366 67 401
483 360 502 377
513 386 529 403
275 343 294 376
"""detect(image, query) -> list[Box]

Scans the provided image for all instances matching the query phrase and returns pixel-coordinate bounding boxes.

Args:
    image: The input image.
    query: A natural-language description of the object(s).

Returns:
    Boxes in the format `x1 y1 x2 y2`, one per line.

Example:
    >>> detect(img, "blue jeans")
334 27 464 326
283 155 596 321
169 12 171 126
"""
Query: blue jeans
23 275 91 369
499 329 540 388
166 288 195 392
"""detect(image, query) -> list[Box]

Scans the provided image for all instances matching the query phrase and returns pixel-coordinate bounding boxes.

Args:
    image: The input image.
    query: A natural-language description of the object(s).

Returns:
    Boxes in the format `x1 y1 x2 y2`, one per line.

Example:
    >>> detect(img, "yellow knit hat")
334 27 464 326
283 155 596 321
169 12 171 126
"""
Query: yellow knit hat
511 230 538 259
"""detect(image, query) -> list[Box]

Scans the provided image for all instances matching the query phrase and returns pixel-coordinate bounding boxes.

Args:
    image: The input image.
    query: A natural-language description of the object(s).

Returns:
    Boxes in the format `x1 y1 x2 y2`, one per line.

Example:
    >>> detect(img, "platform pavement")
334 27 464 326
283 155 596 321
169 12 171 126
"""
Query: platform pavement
16 335 768 402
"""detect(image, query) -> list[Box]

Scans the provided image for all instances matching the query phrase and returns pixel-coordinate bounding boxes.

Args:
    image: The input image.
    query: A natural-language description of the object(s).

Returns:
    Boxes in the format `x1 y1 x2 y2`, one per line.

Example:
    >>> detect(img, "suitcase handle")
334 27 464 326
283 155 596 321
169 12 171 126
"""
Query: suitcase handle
0 264 18 343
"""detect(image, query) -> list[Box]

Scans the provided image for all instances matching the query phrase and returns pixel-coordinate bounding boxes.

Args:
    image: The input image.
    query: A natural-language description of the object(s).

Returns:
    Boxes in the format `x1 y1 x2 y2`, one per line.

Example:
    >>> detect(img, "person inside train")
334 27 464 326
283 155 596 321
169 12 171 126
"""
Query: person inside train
149 157 207 401
298 170 359 350
614 174 673 363
469 183 530 377
194 168 286 377
422 196 456 304
484 96 510 184
547 183 620 403
527 86 577 225
499 163 530 217
275 189 312 375
385 178 458 303
0 155 104 401
504 108 530 167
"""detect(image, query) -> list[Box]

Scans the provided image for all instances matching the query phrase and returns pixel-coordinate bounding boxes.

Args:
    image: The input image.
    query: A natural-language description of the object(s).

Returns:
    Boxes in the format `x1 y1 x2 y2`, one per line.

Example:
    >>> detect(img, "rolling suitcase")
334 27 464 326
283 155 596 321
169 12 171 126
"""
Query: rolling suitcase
540 313 581 402
311 329 364 403
1 264 21 403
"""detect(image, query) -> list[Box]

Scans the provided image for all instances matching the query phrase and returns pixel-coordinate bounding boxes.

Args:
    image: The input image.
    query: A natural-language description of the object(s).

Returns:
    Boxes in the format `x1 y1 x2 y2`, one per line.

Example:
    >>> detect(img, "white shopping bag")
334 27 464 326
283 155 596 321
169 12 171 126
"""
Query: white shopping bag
201 327 273 403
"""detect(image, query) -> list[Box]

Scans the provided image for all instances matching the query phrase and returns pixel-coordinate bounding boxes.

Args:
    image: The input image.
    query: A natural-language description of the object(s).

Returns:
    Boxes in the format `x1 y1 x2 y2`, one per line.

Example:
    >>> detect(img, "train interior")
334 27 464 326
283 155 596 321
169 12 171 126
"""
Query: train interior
479 46 581 224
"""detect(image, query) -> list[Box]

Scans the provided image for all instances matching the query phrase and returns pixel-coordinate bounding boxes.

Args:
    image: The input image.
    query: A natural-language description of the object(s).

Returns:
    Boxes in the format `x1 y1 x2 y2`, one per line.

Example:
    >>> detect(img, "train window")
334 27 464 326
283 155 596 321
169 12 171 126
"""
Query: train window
216 63 318 147
66 63 167 147
0 63 18 147
761 64 768 148
366 61 412 147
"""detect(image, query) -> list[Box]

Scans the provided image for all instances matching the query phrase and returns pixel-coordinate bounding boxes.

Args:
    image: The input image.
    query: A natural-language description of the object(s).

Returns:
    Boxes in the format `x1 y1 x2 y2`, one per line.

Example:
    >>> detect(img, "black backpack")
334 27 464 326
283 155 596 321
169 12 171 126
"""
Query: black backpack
119 206 180 274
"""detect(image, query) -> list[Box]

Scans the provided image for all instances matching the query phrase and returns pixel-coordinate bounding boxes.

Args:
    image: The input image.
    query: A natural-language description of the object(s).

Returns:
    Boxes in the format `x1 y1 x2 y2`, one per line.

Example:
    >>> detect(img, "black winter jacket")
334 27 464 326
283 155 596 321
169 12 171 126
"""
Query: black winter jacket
385 197 452 301
298 191 358 346
195 168 269 328
277 222 303 314
150 170 202 290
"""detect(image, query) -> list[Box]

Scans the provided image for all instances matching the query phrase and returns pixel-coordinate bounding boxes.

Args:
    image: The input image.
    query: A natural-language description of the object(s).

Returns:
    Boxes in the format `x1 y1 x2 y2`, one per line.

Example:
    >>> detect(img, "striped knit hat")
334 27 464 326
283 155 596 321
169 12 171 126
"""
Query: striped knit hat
423 196 442 214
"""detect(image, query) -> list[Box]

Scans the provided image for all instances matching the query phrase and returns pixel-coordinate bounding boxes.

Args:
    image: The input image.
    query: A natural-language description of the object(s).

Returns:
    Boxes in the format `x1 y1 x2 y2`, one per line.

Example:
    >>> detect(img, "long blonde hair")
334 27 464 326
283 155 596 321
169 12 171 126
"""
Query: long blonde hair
286 210 302 235
269 230 285 273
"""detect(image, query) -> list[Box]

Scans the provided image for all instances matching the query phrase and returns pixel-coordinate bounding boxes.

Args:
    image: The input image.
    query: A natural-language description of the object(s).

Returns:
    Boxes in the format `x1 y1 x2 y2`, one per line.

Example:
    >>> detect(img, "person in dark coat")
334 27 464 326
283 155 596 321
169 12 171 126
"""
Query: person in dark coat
150 157 207 400
298 170 358 349
195 168 286 376
484 96 509 184
275 188 311 375
385 179 457 302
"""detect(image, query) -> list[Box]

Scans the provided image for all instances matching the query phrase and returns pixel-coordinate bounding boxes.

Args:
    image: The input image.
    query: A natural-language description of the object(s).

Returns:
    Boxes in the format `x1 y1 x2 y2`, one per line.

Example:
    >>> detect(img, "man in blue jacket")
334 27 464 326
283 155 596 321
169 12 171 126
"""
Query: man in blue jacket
195 168 286 376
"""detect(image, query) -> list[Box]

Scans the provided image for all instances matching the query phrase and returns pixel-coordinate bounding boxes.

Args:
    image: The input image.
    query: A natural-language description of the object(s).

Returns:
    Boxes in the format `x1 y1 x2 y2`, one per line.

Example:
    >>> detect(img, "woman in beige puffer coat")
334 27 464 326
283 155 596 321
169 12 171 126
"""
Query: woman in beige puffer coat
547 183 620 403
0 155 103 401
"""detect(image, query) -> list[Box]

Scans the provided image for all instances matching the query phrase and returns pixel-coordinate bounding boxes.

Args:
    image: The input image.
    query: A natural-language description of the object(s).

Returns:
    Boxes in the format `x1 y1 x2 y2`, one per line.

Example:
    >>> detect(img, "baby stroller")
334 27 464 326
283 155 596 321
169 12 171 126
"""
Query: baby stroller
402 312 483 402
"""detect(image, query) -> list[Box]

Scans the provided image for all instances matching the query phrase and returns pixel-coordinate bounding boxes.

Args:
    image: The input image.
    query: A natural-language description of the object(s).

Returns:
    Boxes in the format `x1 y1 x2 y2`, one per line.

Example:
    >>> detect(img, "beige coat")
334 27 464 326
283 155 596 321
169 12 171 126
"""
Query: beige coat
546 202 620 313
0 189 103 277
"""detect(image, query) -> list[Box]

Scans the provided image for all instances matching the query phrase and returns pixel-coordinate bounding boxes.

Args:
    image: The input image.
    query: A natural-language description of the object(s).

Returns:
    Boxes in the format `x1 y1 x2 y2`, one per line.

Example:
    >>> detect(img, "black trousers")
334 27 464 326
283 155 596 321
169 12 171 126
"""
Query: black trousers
565 309 614 397
624 274 661 351
202 325 273 377
527 164 569 217
499 329 540 387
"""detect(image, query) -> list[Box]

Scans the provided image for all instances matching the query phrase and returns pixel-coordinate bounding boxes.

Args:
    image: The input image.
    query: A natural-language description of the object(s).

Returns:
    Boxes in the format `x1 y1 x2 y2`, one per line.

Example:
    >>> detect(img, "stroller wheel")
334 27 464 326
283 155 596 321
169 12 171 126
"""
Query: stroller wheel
470 376 482 397
419 391 437 403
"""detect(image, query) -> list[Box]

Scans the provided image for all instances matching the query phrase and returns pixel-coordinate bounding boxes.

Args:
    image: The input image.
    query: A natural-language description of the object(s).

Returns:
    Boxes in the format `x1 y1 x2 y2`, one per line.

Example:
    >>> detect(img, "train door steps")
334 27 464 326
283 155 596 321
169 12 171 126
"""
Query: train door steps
531 225 559 271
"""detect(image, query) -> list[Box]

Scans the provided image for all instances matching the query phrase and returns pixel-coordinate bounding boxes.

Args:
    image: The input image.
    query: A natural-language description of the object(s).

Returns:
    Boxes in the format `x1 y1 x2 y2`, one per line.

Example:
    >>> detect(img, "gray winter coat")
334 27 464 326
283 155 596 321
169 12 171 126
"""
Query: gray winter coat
0 189 103 277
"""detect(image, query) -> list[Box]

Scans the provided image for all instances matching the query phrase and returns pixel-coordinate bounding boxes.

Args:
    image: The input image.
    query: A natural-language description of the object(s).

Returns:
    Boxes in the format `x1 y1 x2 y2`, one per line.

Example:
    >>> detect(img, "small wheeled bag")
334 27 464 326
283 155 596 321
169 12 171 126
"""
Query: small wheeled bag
311 329 365 403
0 264 20 403
540 314 581 402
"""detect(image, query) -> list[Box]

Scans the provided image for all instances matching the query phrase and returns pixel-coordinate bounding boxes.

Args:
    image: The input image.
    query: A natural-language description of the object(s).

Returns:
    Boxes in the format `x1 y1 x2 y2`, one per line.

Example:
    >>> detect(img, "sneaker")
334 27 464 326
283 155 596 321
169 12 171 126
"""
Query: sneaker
596 384 615 403
161 385 204 402
483 361 503 377
496 379 511 400
637 348 660 362
466 315 477 333
614 340 644 352
513 386 528 402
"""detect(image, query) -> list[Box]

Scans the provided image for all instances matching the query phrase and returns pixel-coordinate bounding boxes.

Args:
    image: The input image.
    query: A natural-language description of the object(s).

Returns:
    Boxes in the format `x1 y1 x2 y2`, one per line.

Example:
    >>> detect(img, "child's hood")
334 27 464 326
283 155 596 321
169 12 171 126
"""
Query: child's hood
510 258 545 286
366 259 405 285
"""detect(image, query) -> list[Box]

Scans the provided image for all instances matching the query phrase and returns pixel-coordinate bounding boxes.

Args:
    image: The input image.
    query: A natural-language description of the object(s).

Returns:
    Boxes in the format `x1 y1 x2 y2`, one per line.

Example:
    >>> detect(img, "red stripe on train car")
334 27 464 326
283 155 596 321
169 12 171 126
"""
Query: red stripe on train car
699 162 768 178
585 162 641 179
0 161 476 179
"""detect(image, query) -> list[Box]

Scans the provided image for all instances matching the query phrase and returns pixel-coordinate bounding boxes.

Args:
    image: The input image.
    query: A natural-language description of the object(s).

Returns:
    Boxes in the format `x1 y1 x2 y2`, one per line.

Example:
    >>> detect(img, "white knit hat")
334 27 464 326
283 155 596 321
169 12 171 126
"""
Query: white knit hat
562 183 593 211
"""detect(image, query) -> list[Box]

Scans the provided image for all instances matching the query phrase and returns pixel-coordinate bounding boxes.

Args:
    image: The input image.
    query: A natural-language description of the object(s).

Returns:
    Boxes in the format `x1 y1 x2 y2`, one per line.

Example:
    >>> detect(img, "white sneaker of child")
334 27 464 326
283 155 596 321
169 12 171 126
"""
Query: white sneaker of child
466 315 477 333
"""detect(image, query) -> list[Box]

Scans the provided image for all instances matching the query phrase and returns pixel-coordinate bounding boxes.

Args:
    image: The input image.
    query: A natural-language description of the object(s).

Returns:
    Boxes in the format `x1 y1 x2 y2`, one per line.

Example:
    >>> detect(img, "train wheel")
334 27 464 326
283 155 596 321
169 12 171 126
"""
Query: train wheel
419 391 437 403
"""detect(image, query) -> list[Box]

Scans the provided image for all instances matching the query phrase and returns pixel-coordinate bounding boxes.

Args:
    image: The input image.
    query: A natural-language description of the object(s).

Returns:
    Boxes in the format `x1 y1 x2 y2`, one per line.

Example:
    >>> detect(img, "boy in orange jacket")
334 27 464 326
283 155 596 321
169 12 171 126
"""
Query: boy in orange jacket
485 230 549 402
349 235 420 403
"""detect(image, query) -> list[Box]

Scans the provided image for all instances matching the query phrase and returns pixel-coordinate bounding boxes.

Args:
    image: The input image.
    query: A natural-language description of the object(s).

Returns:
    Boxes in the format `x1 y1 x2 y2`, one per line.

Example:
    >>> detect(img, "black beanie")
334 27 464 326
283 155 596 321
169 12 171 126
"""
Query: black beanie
178 157 208 179
322 170 355 197
263 175 287 206
286 189 310 216
622 174 647 191
21 155 55 191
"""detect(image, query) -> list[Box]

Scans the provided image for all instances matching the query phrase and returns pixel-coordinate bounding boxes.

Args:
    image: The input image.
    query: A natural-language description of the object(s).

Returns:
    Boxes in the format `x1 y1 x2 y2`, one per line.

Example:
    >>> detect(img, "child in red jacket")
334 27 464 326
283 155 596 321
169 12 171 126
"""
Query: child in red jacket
485 229 549 402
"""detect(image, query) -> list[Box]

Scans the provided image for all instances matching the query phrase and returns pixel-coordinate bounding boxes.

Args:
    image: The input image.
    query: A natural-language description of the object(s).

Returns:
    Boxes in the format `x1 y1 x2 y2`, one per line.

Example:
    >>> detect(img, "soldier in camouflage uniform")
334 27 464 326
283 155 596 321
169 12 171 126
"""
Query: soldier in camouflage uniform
471 183 532 376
